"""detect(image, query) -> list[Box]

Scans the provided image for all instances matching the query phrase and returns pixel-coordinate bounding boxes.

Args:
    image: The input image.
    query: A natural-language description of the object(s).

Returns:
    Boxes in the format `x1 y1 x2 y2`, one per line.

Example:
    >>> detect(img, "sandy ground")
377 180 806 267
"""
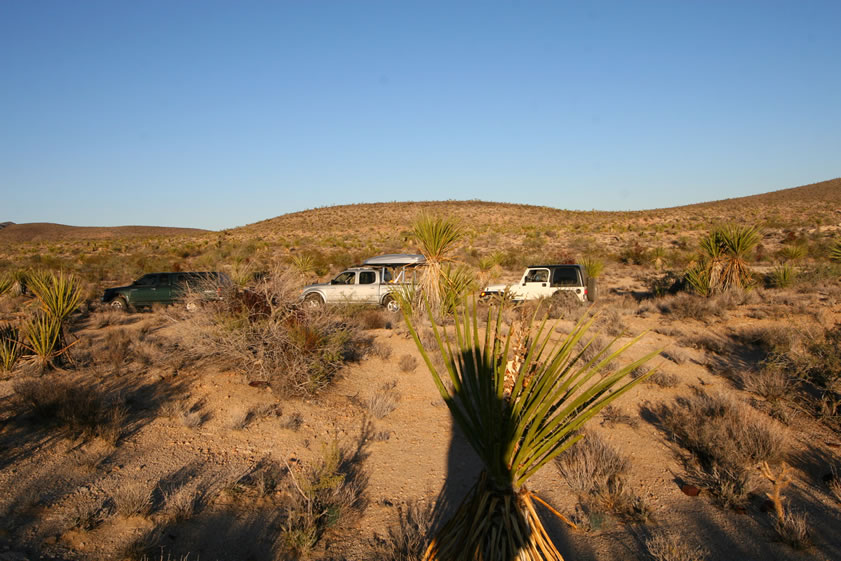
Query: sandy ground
1 267 841 560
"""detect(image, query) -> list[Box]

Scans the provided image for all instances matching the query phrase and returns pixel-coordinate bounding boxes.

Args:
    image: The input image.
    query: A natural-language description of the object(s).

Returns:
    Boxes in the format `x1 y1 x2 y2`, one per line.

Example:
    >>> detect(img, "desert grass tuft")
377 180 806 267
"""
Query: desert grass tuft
398 354 418 373
114 482 153 517
645 531 707 561
366 500 434 561
367 381 401 419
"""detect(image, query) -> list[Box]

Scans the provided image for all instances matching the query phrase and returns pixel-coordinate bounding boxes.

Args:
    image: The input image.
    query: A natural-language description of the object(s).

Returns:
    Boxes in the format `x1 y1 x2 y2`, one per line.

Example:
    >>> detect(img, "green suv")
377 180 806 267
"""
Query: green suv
101 272 232 311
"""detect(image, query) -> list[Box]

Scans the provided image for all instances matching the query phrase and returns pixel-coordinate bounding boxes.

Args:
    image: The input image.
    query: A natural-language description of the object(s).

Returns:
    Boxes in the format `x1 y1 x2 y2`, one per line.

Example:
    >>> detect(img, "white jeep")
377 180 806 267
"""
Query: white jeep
480 264 595 303
300 254 425 312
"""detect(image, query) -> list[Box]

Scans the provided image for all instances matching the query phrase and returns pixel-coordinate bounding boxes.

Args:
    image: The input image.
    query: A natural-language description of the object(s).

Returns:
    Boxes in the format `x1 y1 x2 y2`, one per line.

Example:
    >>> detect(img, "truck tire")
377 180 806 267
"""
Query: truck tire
304 293 324 308
587 278 598 302
383 295 400 313
110 298 129 312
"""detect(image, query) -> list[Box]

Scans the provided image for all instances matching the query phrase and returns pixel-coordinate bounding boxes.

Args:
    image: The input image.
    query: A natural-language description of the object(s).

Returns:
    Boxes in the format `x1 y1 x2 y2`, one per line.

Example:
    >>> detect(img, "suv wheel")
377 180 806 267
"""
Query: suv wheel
110 298 128 312
304 293 324 308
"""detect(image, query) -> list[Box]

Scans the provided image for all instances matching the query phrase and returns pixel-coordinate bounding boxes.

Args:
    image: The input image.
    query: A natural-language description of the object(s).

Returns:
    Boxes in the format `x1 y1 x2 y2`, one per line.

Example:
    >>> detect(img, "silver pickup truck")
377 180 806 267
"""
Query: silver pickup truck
300 254 425 312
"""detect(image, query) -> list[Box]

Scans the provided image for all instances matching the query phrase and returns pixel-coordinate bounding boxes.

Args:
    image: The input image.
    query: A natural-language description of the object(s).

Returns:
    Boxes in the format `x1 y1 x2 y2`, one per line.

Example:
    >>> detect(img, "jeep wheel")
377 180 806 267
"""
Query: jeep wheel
110 298 128 312
383 295 400 313
304 293 324 308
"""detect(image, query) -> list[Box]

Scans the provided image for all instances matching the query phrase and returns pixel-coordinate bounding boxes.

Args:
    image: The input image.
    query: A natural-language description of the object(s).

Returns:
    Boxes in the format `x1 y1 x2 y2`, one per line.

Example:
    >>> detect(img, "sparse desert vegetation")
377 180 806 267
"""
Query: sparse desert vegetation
1 179 841 560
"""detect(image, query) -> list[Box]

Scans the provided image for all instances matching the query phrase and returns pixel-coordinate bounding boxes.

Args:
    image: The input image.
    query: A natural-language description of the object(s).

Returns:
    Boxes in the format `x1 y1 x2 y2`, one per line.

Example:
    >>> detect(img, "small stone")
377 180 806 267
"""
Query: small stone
680 484 701 497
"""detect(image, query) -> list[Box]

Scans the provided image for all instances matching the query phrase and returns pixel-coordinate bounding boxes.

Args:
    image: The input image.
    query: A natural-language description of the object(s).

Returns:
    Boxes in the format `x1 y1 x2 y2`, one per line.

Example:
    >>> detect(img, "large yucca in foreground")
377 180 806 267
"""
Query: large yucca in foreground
402 300 657 560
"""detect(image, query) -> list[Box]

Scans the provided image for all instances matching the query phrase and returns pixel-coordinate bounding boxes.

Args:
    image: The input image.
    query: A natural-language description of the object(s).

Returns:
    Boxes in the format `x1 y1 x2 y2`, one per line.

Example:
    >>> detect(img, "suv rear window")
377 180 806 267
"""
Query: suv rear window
551 267 580 287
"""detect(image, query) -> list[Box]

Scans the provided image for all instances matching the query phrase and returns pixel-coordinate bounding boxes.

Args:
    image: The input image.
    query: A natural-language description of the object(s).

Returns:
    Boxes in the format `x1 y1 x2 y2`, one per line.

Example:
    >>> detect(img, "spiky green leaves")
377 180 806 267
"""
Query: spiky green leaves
27 270 83 324
0 324 23 372
411 215 464 315
403 298 658 490
690 224 760 295
831 239 841 263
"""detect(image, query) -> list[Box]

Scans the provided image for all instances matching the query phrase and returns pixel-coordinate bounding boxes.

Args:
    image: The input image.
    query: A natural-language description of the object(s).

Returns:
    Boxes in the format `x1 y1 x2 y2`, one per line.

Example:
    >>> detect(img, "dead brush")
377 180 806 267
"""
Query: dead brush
366 499 434 561
760 462 812 549
367 381 401 419
113 482 153 517
555 431 649 522
102 328 132 373
165 399 206 429
599 405 639 428
741 358 793 403
652 390 786 509
645 530 707 561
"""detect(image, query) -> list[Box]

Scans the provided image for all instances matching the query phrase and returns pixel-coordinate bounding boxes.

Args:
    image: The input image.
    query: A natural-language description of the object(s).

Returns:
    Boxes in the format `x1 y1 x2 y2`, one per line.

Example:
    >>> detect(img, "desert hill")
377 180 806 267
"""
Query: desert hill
0 222 207 244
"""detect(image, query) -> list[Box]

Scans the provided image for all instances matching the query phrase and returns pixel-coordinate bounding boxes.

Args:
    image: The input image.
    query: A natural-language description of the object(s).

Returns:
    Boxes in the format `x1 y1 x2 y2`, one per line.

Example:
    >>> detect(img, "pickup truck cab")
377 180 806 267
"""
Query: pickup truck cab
300 254 425 312
480 264 595 303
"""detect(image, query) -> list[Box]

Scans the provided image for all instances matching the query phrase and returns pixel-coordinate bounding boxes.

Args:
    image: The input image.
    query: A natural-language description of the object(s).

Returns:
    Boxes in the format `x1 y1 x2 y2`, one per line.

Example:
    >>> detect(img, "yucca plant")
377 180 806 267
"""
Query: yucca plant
27 270 83 324
401 298 658 560
0 324 23 372
0 274 13 297
769 264 795 289
693 225 760 295
23 313 64 368
291 255 316 276
831 239 841 263
412 215 464 315
779 244 806 262
440 264 476 315
580 256 605 279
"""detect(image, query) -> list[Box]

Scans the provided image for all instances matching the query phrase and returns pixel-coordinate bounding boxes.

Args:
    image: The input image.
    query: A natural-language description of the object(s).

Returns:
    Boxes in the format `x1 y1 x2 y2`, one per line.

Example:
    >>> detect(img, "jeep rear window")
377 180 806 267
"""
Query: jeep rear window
359 271 376 284
551 267 580 287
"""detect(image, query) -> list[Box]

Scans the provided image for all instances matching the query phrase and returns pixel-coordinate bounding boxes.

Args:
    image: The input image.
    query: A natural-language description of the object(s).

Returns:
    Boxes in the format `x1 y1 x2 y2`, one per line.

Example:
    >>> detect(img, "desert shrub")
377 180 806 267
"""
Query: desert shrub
543 290 587 321
280 441 368 557
357 308 390 330
689 224 760 296
14 377 126 443
186 277 370 396
599 405 639 428
367 381 401 419
595 308 625 337
775 510 812 550
647 370 679 388
645 531 706 561
656 293 721 321
648 271 685 297
653 390 785 508
102 329 132 373
662 348 688 365
366 500 434 561
741 357 793 403
619 242 648 265
555 432 649 522
0 323 23 372
398 354 418 373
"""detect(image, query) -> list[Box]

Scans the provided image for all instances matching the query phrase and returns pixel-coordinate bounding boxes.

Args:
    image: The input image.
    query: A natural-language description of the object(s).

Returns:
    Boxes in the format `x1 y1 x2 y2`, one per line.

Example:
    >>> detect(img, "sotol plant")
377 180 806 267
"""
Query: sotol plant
401 298 657 560
0 324 23 372
831 239 841 263
27 270 83 324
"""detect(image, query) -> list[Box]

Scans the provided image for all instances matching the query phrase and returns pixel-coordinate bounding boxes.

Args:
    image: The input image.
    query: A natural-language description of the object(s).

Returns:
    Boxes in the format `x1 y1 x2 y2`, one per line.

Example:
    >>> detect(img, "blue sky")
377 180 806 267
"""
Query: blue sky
1 1 839 230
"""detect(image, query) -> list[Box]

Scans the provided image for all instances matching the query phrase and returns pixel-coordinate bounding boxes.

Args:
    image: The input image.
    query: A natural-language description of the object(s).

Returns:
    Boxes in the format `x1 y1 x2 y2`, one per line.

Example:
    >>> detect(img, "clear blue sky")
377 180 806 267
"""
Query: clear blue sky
2 1 839 230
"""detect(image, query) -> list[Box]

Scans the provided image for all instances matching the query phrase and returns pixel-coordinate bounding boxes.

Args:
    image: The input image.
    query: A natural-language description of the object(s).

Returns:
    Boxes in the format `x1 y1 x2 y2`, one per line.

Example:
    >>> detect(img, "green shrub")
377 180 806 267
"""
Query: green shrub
831 239 841 263
27 270 83 324
768 264 795 289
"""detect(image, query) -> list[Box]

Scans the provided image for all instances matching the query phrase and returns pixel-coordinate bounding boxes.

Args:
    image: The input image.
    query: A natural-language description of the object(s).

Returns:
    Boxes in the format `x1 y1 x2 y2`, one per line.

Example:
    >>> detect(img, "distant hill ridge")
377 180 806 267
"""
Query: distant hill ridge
0 223 207 244
239 177 841 238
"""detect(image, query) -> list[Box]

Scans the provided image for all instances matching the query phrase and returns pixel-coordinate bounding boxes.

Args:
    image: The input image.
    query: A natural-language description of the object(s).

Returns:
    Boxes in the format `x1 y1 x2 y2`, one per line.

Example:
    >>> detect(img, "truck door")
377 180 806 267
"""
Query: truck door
355 270 380 303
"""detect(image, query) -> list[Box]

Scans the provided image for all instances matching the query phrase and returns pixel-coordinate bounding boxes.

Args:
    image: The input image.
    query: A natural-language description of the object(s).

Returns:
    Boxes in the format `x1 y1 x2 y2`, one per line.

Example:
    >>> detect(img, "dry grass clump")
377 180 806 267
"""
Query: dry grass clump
661 348 688 365
13 377 127 444
165 399 206 429
366 500 434 561
599 405 639 428
555 431 650 523
113 482 153 517
72 501 105 531
367 381 401 419
774 510 812 549
398 354 418 373
652 390 785 509
741 357 793 403
357 308 391 330
644 531 707 561
657 293 722 321
162 484 201 523
372 341 393 360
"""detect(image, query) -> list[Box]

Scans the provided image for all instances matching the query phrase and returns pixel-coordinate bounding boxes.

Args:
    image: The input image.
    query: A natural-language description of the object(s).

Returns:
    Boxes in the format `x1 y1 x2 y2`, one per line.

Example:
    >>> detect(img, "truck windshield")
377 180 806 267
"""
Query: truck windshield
332 272 356 285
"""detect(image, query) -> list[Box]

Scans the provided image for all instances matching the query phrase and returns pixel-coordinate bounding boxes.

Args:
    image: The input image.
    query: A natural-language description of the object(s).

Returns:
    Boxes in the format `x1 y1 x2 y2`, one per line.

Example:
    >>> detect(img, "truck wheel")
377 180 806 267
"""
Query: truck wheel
383 295 400 313
304 293 324 308
110 298 129 312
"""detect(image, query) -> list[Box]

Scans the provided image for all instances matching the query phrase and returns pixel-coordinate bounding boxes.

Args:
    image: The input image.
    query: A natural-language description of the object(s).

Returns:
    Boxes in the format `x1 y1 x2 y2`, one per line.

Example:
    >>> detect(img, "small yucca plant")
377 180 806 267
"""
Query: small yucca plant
402 298 658 560
693 225 760 295
580 256 605 279
769 264 795 289
23 313 64 368
779 244 806 262
0 324 23 372
831 239 841 263
0 274 13 297
27 270 83 324
412 215 463 315
440 264 475 315
291 255 316 276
